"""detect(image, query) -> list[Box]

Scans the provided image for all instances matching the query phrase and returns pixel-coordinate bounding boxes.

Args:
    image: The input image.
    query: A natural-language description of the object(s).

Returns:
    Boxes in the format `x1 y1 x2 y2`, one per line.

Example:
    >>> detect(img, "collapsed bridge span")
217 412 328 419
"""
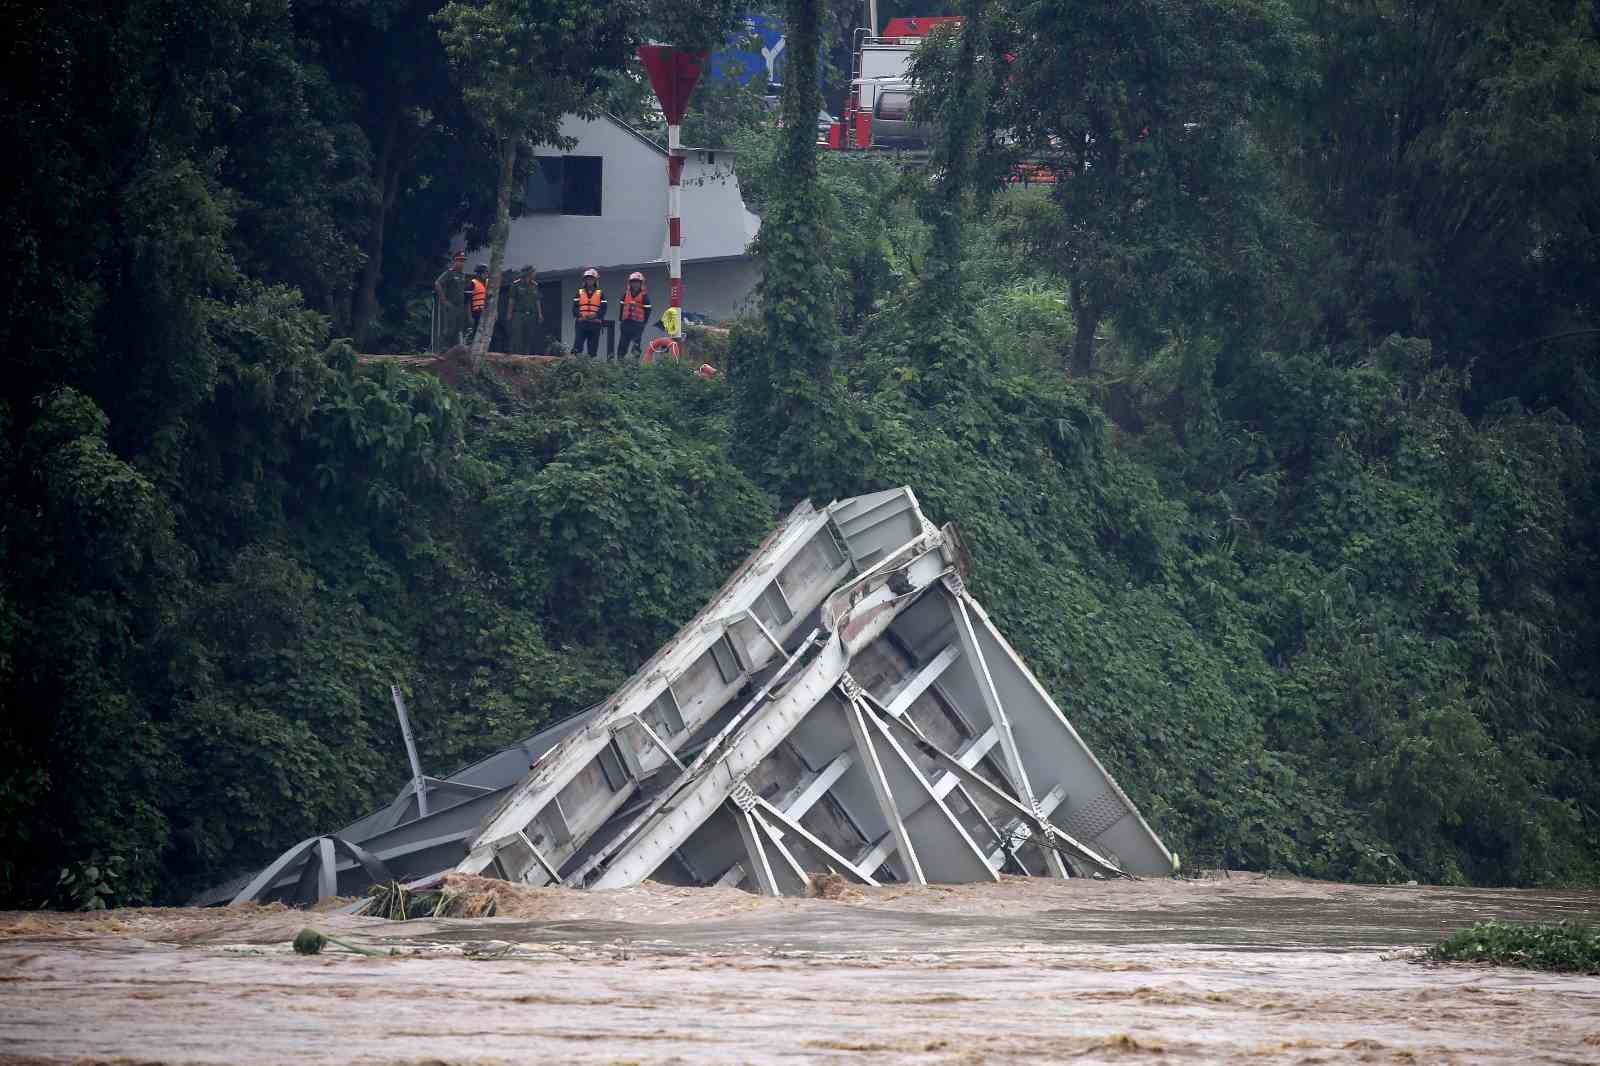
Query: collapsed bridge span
200 488 1175 907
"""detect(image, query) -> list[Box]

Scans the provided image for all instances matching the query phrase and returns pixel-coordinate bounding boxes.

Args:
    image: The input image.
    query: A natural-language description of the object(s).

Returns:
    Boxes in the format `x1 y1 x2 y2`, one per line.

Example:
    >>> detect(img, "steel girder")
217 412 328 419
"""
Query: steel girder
459 488 1175 894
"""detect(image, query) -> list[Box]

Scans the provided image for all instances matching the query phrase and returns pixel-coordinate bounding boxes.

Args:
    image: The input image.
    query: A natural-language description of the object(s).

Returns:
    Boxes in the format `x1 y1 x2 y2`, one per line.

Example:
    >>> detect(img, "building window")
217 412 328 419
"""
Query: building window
527 156 603 216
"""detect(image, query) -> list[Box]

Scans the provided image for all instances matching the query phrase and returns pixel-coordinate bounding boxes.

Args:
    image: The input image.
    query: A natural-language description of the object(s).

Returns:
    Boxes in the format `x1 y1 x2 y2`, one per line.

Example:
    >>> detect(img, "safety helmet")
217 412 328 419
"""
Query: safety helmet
583 267 599 280
474 263 488 274
628 271 644 283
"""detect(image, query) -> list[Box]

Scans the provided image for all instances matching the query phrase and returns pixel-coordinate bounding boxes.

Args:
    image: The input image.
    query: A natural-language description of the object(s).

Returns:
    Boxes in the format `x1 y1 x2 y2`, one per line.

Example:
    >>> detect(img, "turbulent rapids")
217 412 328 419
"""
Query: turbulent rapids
3 875 1598 1064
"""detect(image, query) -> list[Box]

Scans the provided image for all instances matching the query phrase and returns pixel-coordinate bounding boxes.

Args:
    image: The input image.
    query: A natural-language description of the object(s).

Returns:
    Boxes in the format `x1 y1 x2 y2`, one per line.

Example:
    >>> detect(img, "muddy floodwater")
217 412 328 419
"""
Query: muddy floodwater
2 874 1597 1064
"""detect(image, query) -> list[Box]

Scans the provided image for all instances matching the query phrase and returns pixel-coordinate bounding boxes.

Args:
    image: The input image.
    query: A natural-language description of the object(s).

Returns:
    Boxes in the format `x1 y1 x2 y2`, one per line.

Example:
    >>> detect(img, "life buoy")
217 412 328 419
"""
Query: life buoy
641 337 681 364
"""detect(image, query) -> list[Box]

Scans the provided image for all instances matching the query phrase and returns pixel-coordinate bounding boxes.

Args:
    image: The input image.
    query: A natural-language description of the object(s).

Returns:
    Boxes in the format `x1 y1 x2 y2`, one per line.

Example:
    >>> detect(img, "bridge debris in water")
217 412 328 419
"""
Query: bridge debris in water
201 488 1175 908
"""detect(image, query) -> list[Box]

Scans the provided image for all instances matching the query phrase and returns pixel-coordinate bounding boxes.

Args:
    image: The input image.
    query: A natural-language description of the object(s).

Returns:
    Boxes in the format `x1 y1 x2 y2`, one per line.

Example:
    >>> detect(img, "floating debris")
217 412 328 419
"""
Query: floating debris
292 927 387 957
367 880 498 920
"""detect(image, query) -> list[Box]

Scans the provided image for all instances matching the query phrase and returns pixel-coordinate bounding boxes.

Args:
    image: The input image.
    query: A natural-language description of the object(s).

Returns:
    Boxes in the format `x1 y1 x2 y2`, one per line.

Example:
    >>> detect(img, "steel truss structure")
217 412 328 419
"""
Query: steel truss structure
201 488 1174 907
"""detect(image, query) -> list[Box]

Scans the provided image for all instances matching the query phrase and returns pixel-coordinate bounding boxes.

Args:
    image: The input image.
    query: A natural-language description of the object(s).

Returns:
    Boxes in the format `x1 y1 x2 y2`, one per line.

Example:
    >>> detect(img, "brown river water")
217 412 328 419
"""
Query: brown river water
1 873 1596 1064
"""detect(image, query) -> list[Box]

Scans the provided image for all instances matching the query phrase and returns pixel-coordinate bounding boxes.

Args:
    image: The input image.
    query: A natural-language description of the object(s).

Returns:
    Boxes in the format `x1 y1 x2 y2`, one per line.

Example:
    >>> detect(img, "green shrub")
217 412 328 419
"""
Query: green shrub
1427 921 1600 973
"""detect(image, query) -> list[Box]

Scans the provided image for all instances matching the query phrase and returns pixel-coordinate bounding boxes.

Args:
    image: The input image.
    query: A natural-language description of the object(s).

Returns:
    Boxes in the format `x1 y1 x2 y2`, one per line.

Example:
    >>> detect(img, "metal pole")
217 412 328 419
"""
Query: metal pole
946 589 1069 877
845 696 925 884
390 685 429 818
667 125 684 340
867 0 879 36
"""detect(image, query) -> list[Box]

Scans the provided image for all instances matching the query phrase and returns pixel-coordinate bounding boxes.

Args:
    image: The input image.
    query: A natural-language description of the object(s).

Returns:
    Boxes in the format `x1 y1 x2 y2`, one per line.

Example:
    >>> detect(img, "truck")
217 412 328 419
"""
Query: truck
825 16 963 151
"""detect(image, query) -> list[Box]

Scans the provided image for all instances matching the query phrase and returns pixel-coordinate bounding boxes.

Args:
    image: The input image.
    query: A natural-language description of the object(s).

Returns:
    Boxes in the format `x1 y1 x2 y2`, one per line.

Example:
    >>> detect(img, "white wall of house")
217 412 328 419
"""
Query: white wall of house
675 151 760 266
500 116 668 272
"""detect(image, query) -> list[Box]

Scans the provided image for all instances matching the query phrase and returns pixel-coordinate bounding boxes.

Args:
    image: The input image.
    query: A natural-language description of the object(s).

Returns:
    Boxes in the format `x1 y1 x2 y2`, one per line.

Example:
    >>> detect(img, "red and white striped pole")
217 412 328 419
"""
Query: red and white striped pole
638 45 707 344
667 124 684 338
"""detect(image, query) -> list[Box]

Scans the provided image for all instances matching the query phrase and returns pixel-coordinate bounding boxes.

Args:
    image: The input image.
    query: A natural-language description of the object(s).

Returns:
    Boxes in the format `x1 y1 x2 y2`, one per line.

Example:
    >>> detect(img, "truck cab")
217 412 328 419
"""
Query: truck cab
831 17 964 151
868 81 930 148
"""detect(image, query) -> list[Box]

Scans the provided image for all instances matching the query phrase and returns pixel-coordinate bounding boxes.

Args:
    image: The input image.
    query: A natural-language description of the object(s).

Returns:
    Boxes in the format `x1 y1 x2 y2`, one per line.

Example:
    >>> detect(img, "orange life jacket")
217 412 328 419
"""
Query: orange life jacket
621 288 649 322
466 277 487 312
577 287 603 319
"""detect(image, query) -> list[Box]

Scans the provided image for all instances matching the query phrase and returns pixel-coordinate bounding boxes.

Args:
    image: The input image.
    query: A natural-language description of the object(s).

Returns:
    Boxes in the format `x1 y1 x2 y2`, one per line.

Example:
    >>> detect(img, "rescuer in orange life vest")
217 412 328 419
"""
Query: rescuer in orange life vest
617 271 652 359
572 267 606 358
464 262 489 344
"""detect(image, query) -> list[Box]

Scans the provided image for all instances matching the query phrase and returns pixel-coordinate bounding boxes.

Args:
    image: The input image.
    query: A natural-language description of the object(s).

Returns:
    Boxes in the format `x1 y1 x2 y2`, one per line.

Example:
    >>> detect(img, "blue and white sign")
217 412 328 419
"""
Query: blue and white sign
709 14 787 87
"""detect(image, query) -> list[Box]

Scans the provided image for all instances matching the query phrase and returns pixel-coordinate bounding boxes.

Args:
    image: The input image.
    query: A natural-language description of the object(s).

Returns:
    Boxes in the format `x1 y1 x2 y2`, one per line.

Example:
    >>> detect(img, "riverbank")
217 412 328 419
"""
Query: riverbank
3 874 1597 1064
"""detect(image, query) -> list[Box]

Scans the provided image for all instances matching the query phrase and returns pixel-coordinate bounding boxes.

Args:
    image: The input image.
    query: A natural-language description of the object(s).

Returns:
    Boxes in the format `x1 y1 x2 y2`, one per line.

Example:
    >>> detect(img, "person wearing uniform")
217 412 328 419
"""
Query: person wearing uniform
617 271 652 359
464 262 489 345
432 250 466 349
495 267 537 354
507 266 542 354
572 267 606 358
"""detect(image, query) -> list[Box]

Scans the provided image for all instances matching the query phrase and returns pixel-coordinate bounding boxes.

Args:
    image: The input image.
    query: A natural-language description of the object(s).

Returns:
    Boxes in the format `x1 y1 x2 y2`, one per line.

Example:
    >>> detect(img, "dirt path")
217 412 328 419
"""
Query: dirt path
2 875 1597 1064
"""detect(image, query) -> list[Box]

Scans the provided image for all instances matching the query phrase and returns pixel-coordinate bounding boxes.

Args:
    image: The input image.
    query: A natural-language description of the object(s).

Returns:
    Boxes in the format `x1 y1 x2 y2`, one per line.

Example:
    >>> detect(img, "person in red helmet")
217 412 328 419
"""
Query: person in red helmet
572 267 606 358
617 271 652 359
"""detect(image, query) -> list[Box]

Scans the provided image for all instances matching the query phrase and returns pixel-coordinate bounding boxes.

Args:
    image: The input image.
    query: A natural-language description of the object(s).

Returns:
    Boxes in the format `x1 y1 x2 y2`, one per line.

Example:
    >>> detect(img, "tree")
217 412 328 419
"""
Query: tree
760 0 837 379
1278 0 1600 397
214 0 375 327
994 0 1305 375
738 0 852 493
679 76 773 148
898 0 999 398
0 0 261 900
434 0 631 362
296 0 469 345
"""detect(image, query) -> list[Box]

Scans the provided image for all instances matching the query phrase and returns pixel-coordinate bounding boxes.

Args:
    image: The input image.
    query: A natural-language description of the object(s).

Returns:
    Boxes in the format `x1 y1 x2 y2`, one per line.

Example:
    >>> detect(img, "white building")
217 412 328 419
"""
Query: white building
462 113 762 352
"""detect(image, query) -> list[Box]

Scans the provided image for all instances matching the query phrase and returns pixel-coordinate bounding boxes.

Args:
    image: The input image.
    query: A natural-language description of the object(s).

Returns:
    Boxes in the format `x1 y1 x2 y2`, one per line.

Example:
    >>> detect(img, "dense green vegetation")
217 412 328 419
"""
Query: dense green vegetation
1428 921 1600 973
2 0 1596 907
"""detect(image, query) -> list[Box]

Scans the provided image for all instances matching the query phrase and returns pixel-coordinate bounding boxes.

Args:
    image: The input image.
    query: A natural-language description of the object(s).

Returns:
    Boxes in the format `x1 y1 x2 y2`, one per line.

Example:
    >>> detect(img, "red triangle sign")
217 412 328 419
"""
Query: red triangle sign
638 46 707 127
